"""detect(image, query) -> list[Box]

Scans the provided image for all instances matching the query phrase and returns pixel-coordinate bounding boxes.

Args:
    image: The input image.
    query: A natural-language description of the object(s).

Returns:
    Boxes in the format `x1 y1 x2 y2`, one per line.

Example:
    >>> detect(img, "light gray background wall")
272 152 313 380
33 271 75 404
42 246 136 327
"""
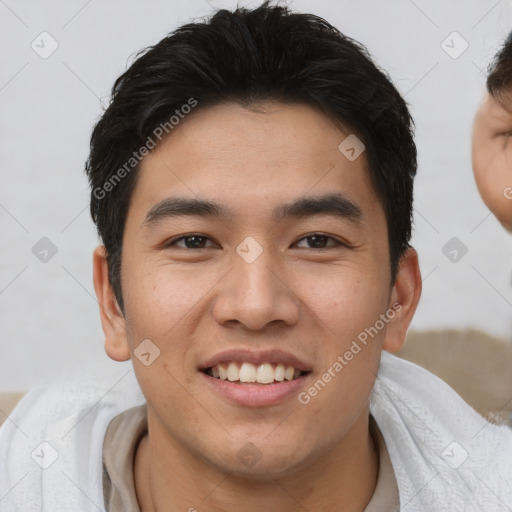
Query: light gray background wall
2 0 512 391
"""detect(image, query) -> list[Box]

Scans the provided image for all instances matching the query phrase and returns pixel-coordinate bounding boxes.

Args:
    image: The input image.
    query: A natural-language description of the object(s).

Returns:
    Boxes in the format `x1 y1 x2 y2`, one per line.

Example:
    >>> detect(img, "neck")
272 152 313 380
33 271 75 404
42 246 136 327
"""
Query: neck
134 411 379 512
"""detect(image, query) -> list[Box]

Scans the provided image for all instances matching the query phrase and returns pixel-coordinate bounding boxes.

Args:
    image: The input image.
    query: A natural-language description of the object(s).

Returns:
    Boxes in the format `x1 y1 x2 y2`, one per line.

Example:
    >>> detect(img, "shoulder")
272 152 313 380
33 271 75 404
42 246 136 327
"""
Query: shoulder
0 369 145 510
371 351 512 510
1 369 143 438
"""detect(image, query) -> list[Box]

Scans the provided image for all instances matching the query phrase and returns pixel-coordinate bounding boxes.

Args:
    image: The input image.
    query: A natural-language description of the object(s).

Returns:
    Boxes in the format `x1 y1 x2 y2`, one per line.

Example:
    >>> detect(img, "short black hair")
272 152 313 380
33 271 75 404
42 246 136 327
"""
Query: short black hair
85 1 417 314
487 31 512 101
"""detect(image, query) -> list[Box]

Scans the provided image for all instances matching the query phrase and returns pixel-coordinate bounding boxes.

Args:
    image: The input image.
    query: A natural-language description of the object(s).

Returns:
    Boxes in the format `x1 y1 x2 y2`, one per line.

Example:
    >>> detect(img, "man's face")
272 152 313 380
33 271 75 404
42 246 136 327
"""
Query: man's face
472 91 512 230
96 102 416 477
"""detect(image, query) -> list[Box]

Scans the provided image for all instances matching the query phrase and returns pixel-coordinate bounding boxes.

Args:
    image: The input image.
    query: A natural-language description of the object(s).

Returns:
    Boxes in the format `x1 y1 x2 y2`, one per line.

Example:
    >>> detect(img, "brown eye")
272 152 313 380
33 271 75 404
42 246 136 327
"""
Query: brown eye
165 235 215 249
295 234 343 249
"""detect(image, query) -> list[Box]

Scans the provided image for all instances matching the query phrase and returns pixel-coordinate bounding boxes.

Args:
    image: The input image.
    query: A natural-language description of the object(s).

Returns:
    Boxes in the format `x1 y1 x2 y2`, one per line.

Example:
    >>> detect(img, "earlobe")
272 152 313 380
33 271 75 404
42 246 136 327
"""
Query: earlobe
92 245 131 362
382 248 422 353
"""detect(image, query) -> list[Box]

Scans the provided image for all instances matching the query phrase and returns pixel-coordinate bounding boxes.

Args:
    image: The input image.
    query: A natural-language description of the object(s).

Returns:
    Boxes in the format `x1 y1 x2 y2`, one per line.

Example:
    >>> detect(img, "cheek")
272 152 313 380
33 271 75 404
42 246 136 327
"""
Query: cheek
473 142 512 226
122 258 214 339
297 264 390 340
291 279 388 426
122 262 206 419
119 263 211 404
298 266 389 379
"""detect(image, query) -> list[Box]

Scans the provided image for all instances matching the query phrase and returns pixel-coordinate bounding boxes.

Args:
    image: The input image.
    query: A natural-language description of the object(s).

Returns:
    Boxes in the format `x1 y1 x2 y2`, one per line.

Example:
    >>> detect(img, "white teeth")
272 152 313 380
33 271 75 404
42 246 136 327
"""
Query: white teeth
239 362 256 383
208 362 304 384
274 364 285 382
256 363 274 384
227 362 239 382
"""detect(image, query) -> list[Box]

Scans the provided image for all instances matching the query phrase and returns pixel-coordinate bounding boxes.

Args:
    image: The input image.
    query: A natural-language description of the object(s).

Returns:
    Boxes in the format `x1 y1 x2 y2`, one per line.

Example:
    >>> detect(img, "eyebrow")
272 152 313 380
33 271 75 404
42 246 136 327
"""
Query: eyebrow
143 193 363 228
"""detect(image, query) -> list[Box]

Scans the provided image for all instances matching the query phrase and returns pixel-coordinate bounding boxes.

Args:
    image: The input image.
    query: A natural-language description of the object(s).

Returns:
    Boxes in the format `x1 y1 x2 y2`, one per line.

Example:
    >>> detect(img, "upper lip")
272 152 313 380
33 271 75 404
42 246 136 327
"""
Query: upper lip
200 349 313 373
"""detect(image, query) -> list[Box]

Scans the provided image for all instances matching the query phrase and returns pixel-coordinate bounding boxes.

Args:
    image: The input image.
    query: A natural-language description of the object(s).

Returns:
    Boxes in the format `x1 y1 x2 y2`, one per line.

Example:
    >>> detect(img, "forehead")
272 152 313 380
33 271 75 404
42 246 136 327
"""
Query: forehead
130 101 382 223
485 92 512 117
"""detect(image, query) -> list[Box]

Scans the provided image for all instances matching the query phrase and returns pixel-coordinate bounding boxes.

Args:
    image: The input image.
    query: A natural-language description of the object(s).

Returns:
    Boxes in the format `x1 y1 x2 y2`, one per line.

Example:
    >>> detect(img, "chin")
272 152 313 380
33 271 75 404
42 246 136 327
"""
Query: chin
205 443 310 480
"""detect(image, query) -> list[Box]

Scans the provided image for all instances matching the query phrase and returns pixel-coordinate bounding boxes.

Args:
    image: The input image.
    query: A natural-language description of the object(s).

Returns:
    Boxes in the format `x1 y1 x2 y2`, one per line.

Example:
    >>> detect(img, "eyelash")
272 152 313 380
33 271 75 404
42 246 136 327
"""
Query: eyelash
163 233 348 250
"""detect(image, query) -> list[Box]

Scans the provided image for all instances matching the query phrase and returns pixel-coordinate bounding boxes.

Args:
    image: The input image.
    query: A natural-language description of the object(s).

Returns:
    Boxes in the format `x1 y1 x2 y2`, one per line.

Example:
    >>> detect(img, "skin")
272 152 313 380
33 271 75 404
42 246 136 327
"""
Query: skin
472 91 512 231
93 102 421 511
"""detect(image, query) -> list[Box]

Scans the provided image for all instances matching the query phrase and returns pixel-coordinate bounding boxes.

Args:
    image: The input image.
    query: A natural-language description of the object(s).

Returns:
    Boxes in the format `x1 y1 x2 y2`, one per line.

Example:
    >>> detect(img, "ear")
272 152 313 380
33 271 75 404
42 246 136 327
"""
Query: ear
382 247 422 352
92 245 131 361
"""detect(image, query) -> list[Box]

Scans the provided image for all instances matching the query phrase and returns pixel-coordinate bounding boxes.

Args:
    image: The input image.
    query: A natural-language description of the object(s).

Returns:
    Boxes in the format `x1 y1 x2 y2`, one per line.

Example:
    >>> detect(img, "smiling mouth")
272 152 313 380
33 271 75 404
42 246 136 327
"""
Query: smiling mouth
202 362 309 385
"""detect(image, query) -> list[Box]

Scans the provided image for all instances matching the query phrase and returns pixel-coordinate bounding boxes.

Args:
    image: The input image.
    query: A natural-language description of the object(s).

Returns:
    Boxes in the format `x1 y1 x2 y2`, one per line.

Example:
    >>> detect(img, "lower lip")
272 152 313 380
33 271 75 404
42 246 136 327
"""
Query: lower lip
200 372 310 407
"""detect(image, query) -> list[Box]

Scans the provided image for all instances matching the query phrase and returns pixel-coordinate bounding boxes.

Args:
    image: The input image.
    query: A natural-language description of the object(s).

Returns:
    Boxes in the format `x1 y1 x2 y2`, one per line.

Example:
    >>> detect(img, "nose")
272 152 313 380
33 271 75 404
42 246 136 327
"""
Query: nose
212 248 300 331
